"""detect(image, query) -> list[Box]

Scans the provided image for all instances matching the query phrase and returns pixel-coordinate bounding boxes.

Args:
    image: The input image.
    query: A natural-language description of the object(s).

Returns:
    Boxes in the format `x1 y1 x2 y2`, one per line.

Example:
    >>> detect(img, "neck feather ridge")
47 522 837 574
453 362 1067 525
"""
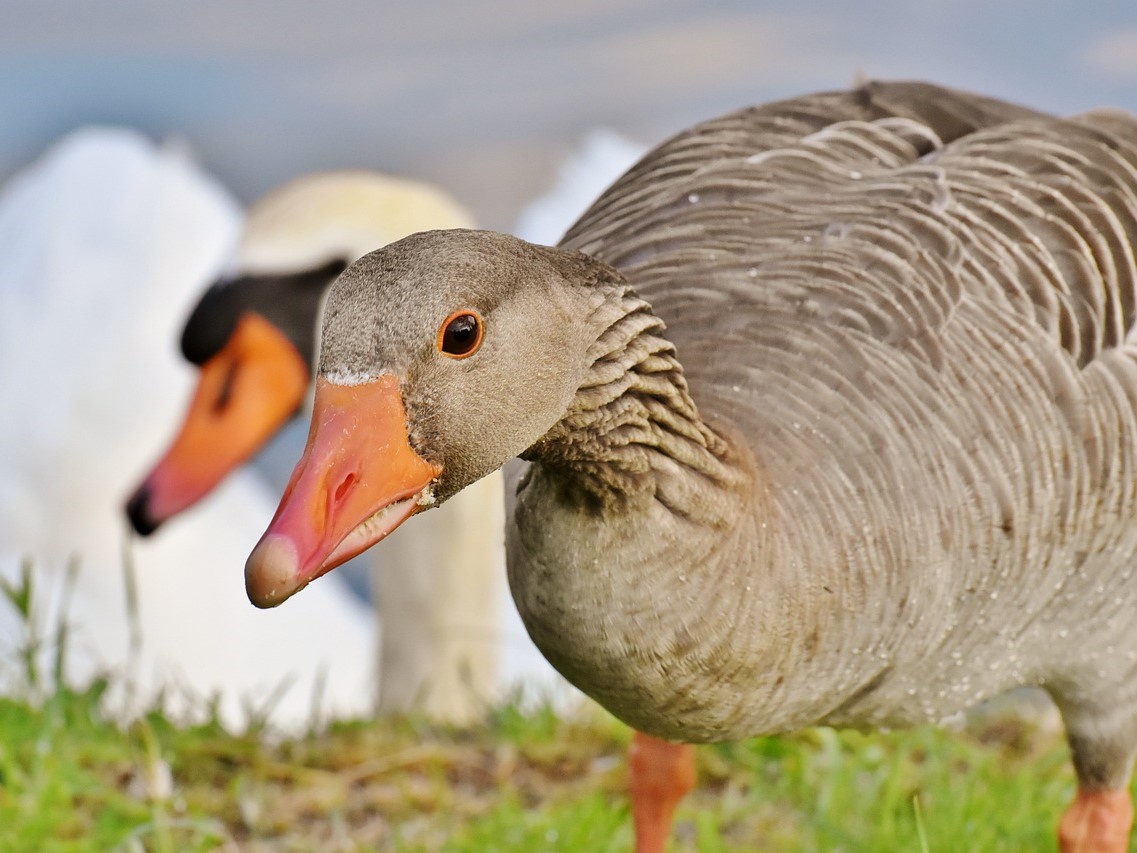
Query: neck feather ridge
524 286 741 507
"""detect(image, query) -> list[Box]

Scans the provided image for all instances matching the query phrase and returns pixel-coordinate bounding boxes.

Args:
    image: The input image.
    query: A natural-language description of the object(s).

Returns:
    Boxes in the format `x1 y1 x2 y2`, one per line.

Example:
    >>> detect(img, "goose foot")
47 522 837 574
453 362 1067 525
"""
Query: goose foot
628 731 696 853
1058 787 1134 853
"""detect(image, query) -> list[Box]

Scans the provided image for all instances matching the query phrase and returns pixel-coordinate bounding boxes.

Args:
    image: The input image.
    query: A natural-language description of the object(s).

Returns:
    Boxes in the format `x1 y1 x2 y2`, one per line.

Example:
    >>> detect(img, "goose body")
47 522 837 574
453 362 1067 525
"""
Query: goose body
515 86 1135 744
246 81 1137 849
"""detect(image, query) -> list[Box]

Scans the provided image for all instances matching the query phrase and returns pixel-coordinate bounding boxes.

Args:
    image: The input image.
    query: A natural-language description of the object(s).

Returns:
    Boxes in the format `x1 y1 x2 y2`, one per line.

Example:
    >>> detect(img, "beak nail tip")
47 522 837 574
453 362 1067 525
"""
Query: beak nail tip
125 485 162 537
245 535 300 609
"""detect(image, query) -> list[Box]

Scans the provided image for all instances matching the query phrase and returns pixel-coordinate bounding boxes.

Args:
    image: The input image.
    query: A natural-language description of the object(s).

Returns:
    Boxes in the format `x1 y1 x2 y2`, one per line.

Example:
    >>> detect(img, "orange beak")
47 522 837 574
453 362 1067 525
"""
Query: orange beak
125 312 310 535
244 374 441 608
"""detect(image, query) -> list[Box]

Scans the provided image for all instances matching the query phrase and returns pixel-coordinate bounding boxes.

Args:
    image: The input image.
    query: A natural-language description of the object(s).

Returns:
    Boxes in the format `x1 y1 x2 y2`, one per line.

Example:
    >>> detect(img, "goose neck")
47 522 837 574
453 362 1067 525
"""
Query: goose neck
522 287 747 517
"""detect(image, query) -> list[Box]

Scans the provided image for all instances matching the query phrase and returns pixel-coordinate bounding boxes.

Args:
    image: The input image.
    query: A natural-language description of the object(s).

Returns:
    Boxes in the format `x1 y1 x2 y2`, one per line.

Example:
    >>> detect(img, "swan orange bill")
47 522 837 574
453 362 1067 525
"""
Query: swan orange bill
244 374 441 608
125 313 309 534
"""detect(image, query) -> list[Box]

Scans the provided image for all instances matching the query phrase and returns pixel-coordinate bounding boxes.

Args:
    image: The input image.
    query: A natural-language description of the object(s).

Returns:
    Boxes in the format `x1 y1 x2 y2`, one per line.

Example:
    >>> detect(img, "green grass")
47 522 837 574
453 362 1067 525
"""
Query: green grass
0 677 1102 852
0 563 1112 851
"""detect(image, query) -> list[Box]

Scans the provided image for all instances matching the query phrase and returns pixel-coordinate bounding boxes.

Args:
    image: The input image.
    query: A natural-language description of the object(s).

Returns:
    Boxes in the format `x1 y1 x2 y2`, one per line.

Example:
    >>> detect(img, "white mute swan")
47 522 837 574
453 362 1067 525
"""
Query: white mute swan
0 128 375 730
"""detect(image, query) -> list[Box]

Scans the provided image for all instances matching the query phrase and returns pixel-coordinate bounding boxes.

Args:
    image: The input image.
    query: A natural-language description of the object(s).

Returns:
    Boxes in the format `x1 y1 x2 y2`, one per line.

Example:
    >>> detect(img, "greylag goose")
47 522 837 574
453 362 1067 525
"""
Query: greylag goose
125 171 519 722
245 81 1137 851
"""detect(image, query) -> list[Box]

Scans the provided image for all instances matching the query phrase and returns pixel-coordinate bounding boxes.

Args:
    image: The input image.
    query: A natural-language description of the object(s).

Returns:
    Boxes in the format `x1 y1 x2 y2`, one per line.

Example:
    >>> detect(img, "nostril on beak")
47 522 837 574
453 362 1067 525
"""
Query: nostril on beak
333 472 357 506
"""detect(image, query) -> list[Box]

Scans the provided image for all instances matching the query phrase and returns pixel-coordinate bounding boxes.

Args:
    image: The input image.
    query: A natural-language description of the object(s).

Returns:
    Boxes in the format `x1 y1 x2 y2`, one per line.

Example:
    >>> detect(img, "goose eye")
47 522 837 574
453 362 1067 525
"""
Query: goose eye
437 310 484 358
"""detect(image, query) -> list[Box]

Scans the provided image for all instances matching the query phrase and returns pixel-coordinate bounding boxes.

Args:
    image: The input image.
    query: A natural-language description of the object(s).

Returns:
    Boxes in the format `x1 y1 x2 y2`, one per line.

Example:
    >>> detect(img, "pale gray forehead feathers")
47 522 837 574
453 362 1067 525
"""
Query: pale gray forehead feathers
319 229 548 375
315 227 623 384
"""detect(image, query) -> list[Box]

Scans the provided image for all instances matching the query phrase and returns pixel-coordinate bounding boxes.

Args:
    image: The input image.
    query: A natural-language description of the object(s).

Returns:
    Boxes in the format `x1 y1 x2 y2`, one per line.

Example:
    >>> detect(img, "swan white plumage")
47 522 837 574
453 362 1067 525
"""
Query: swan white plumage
514 129 647 246
0 128 375 730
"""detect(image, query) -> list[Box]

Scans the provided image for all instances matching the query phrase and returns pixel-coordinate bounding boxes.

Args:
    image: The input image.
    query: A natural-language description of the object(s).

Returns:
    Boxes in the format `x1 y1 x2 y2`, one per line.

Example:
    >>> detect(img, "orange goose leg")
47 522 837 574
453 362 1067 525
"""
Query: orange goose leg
629 731 696 853
1058 788 1134 852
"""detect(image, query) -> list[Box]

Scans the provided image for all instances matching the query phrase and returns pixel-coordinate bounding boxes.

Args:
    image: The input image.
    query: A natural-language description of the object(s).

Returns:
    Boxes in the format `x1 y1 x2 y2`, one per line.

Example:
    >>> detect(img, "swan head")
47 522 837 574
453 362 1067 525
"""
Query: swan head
125 171 474 535
245 228 626 607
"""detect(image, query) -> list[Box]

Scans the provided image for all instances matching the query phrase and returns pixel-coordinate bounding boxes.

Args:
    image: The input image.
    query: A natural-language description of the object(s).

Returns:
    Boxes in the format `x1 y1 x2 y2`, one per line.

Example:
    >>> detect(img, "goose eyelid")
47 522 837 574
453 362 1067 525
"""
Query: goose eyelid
436 309 484 358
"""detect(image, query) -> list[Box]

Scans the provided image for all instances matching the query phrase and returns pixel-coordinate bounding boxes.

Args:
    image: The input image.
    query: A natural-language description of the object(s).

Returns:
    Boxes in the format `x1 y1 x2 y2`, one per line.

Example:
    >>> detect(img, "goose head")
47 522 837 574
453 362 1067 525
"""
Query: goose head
125 172 474 534
244 228 628 607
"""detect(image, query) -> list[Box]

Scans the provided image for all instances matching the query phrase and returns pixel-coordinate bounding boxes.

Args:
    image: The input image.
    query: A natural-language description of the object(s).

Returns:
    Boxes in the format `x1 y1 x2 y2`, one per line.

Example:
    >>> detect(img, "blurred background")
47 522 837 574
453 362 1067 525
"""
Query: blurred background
3 0 1136 229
